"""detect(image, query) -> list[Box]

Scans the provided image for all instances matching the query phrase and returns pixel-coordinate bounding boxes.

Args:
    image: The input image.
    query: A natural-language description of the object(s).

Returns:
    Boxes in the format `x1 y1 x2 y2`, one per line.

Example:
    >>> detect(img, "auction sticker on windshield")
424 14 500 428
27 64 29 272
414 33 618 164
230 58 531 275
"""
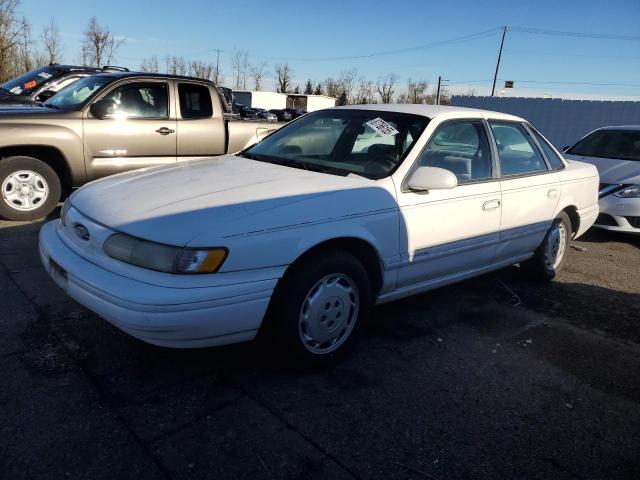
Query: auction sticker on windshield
366 117 399 137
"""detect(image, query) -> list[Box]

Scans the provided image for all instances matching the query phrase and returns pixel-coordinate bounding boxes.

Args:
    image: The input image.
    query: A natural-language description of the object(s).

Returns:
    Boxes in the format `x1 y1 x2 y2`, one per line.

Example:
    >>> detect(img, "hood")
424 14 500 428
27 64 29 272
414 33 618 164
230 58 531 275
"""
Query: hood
0 103 63 117
71 155 397 246
564 154 640 184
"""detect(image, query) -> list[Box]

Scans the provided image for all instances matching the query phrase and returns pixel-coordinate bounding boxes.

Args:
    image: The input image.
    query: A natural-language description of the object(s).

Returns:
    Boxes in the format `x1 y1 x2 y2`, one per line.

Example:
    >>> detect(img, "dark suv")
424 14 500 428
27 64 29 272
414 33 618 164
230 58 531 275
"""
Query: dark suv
0 64 128 104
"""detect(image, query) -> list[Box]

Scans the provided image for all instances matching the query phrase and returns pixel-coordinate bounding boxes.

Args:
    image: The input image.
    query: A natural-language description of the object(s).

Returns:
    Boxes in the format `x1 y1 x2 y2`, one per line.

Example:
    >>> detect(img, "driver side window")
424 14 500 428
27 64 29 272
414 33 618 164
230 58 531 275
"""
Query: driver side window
102 82 169 119
417 120 493 184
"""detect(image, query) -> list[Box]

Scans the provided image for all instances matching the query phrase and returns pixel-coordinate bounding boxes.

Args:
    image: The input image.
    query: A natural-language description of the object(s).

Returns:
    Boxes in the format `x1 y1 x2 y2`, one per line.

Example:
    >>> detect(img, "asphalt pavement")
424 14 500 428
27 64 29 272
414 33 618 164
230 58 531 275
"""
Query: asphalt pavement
1 212 638 480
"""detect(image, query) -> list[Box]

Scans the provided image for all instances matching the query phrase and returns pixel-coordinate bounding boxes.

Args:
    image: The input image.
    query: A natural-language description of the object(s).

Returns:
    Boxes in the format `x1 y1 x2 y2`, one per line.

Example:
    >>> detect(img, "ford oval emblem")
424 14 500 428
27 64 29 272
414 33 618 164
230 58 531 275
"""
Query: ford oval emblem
74 224 90 241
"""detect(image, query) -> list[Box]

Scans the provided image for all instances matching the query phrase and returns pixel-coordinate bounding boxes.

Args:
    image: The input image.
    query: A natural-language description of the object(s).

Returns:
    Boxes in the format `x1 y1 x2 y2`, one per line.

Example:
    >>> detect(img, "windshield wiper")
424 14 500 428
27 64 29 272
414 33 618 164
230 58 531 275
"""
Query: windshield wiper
240 152 349 176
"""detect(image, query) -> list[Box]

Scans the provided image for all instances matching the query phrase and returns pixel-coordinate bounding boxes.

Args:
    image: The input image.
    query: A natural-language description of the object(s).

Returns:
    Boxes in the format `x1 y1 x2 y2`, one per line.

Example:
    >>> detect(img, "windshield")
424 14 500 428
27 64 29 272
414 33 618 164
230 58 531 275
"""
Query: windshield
245 109 429 179
44 75 113 110
568 129 640 162
0 66 62 95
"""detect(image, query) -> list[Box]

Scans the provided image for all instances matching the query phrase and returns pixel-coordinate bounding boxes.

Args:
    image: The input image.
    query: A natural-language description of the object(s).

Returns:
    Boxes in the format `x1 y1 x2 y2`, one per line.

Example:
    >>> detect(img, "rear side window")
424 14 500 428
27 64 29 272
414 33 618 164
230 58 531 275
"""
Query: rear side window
530 128 565 170
417 120 493 183
490 122 548 176
567 129 640 161
178 83 213 119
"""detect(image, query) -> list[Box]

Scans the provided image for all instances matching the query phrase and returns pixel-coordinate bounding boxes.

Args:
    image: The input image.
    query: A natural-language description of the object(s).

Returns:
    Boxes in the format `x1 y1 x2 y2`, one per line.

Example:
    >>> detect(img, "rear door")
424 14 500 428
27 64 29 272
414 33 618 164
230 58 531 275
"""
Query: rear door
83 79 177 180
176 82 226 159
488 120 560 261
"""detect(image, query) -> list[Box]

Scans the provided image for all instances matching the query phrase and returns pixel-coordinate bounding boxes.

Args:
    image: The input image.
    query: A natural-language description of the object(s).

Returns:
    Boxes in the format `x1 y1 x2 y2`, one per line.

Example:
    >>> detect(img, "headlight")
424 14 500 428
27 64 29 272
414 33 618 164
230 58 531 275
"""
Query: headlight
103 233 227 274
614 184 640 198
60 198 71 226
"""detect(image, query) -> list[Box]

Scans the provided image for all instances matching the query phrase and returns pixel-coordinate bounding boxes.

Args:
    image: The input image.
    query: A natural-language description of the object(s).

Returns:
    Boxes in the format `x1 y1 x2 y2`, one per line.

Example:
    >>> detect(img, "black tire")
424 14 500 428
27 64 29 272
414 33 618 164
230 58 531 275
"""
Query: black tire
521 211 572 281
0 156 61 221
269 250 372 368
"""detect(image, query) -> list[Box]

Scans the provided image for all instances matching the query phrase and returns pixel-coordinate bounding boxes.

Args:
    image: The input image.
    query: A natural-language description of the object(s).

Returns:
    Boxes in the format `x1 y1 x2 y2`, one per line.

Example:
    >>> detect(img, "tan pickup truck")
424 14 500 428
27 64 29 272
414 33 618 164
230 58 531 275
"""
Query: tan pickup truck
0 72 282 220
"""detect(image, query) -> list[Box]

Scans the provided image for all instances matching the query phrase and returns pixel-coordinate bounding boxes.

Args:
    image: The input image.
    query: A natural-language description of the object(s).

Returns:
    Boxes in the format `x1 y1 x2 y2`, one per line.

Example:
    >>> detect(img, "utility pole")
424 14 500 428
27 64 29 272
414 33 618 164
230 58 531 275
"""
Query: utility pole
491 26 507 97
213 48 223 85
436 76 442 105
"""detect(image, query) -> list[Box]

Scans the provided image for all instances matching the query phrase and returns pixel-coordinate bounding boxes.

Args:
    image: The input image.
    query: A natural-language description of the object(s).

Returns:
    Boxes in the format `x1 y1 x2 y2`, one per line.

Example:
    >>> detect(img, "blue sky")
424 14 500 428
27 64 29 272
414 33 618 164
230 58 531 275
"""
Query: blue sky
19 0 640 100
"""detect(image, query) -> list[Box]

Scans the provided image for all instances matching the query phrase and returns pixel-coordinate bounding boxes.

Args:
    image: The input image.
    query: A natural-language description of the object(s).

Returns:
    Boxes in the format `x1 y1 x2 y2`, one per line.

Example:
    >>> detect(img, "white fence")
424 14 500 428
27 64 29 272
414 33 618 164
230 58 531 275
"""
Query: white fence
450 96 640 148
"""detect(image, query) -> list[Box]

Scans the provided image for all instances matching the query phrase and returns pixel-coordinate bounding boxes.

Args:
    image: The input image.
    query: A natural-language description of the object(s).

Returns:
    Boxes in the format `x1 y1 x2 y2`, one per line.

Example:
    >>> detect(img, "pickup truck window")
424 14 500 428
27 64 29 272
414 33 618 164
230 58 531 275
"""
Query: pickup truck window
45 75 113 110
103 83 169 119
178 83 213 119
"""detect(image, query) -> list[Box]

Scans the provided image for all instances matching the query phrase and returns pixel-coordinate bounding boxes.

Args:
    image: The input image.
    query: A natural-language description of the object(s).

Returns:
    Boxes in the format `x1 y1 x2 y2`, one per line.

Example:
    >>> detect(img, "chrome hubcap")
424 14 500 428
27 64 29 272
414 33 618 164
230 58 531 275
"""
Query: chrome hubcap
544 221 567 270
2 170 49 212
298 273 359 354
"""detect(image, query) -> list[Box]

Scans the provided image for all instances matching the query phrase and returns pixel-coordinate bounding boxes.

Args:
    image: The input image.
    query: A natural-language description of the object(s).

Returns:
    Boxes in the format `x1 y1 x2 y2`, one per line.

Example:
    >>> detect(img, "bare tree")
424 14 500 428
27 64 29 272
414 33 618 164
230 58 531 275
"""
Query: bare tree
322 77 341 99
42 18 60 64
189 60 214 80
140 55 160 73
274 63 292 93
397 79 430 104
230 48 249 90
17 16 31 71
80 17 124 67
0 0 25 82
165 55 187 75
376 73 398 104
339 69 357 104
249 61 268 90
355 78 376 104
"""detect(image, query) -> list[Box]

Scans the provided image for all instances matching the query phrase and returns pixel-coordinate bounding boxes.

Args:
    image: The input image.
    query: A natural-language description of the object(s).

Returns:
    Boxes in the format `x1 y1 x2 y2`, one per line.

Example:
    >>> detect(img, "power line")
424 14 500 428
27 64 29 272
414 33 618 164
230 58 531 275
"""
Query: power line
508 26 640 42
251 28 502 62
502 79 640 87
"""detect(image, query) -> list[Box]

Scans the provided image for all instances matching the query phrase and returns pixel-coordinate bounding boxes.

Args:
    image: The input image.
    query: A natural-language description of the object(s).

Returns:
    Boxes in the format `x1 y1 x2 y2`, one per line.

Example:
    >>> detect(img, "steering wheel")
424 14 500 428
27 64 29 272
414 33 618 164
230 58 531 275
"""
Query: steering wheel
364 155 397 174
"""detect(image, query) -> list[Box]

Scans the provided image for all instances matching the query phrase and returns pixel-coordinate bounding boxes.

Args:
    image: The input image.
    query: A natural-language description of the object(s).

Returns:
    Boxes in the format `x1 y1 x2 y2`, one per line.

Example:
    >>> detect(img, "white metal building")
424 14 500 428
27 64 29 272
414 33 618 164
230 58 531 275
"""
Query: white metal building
232 91 336 112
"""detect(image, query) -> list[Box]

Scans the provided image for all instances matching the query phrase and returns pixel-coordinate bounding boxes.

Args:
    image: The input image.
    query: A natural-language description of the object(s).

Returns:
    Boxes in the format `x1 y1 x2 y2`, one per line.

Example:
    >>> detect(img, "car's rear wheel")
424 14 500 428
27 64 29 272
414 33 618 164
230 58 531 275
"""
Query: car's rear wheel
521 211 572 281
0 156 61 221
270 250 372 367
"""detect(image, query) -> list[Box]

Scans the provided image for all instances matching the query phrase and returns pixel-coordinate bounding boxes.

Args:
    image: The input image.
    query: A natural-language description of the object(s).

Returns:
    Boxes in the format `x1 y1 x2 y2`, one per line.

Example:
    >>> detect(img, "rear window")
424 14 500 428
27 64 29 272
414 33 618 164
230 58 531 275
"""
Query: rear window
531 128 565 170
178 83 213 119
567 129 640 161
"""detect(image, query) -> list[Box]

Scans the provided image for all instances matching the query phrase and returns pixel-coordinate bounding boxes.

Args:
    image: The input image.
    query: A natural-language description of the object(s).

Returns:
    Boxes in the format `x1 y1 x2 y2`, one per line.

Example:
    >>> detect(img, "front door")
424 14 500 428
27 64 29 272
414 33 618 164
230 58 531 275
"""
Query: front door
488 121 560 261
83 80 177 180
396 119 502 288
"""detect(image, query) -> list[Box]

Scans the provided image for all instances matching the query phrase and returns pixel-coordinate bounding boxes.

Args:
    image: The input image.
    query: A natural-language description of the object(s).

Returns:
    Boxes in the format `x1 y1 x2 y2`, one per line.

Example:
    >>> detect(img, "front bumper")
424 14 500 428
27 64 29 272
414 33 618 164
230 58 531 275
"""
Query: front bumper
595 195 640 234
39 221 275 348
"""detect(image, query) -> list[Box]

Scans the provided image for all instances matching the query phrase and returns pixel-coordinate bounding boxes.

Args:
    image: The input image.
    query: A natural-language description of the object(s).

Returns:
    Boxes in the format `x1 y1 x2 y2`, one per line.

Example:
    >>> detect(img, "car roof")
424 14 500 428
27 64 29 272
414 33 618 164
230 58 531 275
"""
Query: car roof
332 103 524 121
50 64 101 72
90 71 215 84
596 125 640 131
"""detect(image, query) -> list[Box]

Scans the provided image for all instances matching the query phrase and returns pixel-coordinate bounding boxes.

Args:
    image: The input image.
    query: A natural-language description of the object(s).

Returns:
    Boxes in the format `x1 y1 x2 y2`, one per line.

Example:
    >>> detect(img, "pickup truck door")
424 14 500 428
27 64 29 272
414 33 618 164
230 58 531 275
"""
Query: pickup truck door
175 82 226 159
83 79 177 180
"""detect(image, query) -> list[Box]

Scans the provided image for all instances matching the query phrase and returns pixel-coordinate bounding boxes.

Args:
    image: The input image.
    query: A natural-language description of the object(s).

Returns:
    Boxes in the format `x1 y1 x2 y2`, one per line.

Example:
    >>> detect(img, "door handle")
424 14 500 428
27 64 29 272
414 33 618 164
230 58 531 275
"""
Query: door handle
547 188 559 199
155 127 175 135
482 200 501 211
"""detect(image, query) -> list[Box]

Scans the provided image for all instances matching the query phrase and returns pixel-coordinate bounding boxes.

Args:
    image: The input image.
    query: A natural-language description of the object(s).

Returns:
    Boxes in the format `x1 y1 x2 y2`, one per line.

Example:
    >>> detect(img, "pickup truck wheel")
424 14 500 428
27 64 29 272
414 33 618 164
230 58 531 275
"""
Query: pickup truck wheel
271 250 372 368
521 211 572 281
0 156 61 221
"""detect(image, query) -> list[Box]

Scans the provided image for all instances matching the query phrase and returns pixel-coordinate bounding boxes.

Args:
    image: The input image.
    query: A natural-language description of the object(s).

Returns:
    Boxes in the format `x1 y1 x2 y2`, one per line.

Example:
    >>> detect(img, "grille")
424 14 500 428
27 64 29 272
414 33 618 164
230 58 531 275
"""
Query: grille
626 216 640 229
595 213 618 226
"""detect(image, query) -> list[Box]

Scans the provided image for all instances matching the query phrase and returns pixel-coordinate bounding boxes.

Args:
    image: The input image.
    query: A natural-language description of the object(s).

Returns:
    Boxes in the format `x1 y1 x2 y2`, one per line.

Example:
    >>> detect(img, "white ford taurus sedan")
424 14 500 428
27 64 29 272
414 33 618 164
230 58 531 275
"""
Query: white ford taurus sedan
39 105 599 365
563 125 640 234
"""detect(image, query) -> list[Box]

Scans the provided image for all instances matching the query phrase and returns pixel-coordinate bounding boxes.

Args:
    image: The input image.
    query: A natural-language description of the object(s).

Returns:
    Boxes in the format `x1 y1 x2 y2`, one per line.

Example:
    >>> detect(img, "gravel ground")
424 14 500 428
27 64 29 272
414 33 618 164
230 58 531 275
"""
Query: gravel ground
0 212 638 480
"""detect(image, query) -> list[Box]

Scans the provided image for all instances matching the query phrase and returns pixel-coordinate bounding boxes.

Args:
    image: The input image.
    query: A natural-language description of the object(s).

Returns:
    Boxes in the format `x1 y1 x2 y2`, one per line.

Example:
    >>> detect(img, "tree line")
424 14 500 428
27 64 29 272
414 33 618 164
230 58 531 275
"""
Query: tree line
1 1 450 104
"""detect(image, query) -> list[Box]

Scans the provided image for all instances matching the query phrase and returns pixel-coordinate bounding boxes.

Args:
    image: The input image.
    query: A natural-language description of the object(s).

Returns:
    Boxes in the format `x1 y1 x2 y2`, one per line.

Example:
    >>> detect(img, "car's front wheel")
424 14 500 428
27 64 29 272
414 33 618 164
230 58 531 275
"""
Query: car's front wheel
521 211 572 281
271 250 372 367
0 156 61 221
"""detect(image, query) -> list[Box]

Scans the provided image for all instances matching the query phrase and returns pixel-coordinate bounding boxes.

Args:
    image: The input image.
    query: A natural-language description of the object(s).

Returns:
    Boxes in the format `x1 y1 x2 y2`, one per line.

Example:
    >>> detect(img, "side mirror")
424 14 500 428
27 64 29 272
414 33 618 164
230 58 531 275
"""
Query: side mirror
407 166 458 192
256 127 271 143
35 89 56 102
90 99 116 119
